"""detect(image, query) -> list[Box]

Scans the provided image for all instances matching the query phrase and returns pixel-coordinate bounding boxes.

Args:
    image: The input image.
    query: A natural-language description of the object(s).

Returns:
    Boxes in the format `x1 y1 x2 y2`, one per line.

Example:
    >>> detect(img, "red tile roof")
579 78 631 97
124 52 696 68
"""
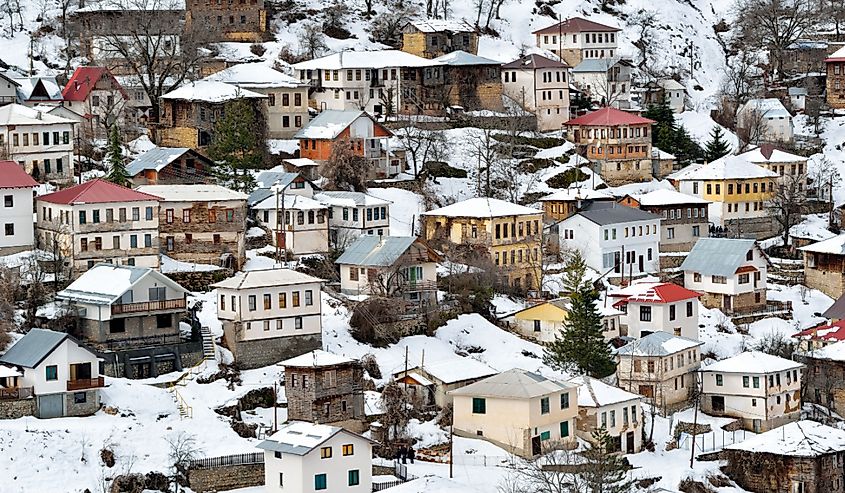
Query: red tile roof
793 320 845 342
565 107 655 126
612 282 701 307
0 161 39 189
62 67 128 102
533 17 620 35
502 54 570 70
38 179 161 205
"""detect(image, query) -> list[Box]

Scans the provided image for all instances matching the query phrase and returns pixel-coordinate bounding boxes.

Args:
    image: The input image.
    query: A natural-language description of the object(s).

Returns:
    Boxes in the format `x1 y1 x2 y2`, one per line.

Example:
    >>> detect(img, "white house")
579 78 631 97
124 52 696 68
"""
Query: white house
314 191 391 248
531 17 621 67
570 57 634 109
568 375 643 454
0 329 103 418
393 354 497 409
737 144 808 191
700 351 803 432
252 193 330 257
737 98 794 144
257 421 375 493
0 70 20 104
211 269 323 369
609 279 701 340
0 103 76 184
501 54 571 131
681 238 771 315
559 203 661 277
0 160 38 254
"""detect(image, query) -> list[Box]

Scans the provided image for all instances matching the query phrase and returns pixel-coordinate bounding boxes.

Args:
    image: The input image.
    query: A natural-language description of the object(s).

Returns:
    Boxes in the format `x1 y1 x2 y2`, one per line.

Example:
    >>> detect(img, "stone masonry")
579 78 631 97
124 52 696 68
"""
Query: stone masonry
285 359 365 425
224 326 321 369
65 389 101 416
0 398 36 419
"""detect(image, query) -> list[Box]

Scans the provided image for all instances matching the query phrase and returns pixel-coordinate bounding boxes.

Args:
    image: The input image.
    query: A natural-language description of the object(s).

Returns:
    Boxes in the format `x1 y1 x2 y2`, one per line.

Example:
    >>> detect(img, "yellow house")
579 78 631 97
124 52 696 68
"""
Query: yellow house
508 298 622 343
421 197 543 292
448 368 578 457
669 155 777 229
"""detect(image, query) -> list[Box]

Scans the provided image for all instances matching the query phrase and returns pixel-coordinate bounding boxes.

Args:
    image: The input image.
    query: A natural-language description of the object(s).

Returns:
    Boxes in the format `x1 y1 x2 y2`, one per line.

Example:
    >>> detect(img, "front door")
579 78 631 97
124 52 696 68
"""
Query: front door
723 295 732 311
711 396 725 412
626 431 635 453
638 255 644 273
531 436 541 456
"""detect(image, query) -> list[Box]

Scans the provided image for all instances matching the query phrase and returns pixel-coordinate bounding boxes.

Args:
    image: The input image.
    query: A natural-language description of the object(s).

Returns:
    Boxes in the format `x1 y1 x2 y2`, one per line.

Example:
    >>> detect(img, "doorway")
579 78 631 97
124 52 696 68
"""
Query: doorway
711 395 725 412
626 431 635 453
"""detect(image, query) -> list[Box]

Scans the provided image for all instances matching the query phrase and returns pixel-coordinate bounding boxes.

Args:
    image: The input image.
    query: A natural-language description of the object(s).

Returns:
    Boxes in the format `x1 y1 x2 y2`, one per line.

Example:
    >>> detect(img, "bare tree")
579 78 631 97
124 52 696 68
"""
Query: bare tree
736 106 769 150
299 22 328 60
397 125 448 178
627 9 659 72
808 156 840 203
1 0 24 36
0 266 17 350
380 381 412 445
369 1 419 47
319 137 372 191
166 431 201 493
767 173 807 246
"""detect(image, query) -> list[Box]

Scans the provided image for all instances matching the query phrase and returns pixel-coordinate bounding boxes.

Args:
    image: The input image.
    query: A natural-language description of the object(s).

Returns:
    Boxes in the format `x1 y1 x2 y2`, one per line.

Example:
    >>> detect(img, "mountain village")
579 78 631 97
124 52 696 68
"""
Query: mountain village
1 0 845 492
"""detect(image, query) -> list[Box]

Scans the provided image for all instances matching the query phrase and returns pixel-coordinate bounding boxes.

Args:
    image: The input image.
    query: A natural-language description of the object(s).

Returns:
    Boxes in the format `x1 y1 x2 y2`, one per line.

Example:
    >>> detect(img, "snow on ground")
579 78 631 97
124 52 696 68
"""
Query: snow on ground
790 214 838 243
246 226 266 238
677 111 740 152
367 188 425 236
160 254 223 273
243 248 278 271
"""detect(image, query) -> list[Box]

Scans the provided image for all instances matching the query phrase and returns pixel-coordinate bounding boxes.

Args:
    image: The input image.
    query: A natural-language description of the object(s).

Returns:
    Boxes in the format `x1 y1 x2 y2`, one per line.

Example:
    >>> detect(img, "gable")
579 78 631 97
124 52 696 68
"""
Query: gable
515 303 567 322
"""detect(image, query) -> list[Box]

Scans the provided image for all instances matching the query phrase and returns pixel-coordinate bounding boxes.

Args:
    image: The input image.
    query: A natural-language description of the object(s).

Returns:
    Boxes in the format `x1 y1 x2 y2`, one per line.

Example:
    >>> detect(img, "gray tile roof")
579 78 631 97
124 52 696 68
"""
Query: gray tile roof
0 329 69 368
336 236 418 267
126 147 191 176
679 237 758 277
448 368 575 399
572 57 630 73
576 203 659 225
824 294 845 320
613 331 702 357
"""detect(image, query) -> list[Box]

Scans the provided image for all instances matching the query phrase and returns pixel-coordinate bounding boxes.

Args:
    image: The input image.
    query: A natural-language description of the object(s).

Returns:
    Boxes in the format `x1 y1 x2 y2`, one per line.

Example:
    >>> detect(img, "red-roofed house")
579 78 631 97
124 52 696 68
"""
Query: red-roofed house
610 280 701 340
564 107 660 185
826 46 845 109
794 321 845 352
532 17 620 67
0 161 38 254
502 54 571 131
62 67 128 141
36 179 161 276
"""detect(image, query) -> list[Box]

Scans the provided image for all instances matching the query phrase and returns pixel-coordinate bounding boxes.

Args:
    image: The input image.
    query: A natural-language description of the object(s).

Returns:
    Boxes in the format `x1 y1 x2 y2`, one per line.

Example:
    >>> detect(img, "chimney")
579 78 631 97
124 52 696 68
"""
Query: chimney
36 111 42 120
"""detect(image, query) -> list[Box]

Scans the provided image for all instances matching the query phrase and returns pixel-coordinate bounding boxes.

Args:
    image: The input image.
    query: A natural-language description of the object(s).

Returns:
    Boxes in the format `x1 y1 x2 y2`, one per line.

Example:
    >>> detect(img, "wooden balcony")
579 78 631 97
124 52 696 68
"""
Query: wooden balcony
67 377 105 391
405 280 437 292
112 298 186 315
0 386 33 400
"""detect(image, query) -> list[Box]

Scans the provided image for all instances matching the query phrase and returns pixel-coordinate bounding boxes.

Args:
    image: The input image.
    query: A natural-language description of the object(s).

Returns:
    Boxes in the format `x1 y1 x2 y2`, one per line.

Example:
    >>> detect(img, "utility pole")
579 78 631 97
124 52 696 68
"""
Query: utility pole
273 381 279 433
689 380 700 468
449 426 454 479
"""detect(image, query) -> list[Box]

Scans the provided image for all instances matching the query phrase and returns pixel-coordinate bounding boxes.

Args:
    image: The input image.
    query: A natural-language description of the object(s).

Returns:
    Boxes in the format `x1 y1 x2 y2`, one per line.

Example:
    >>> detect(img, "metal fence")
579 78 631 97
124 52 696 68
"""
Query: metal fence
187 452 264 470
678 429 750 454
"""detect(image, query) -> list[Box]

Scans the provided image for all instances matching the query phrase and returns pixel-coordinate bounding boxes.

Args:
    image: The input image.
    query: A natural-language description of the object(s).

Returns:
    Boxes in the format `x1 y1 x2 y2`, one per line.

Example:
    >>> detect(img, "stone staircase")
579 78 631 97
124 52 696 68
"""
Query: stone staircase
168 327 217 419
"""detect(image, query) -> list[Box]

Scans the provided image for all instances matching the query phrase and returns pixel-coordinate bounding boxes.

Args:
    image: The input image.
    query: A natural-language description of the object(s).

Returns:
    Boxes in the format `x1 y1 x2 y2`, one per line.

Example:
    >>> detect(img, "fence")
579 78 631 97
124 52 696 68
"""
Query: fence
678 429 750 454
187 452 264 470
415 453 513 467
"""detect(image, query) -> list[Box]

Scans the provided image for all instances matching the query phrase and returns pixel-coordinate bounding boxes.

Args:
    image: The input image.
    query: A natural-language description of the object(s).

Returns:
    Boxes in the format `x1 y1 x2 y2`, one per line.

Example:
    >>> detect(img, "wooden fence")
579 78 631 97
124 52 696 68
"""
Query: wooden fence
187 452 264 470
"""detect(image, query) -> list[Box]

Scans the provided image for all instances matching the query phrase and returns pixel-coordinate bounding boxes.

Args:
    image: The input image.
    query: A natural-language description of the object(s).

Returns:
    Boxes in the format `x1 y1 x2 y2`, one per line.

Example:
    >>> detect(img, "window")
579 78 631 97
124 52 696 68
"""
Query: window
166 209 174 223
320 447 332 459
669 305 676 321
738 273 750 284
743 376 750 388
79 211 87 224
540 397 550 414
183 209 191 223
472 397 486 414
348 469 360 486
753 376 760 388
686 301 693 317
248 295 257 311
640 306 652 322
342 444 354 456
45 365 58 381
279 292 287 308
157 314 171 329
74 392 87 404
716 374 723 386
540 431 551 441
144 234 152 247
315 473 327 490
712 275 727 284
294 317 303 330
560 421 569 438
3 224 12 236
3 195 11 207
264 293 271 310
560 392 569 409
166 236 174 251
305 290 313 306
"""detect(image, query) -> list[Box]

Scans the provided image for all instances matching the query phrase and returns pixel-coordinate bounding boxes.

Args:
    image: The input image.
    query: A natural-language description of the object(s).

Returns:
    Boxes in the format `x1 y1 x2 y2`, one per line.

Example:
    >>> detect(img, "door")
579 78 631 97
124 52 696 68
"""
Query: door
626 431 635 453
711 396 725 412
638 255 644 273
753 419 762 433
723 295 732 311
37 394 65 418
531 436 542 456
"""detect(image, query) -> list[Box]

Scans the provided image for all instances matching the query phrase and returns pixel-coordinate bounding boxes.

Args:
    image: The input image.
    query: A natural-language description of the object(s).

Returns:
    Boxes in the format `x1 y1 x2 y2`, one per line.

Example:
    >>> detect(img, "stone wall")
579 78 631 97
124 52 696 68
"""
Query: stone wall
722 449 843 493
724 216 778 240
286 362 365 423
224 329 321 369
0 398 35 419
187 463 264 493
165 269 232 292
804 264 845 301
65 389 101 417
798 355 845 415
99 342 204 379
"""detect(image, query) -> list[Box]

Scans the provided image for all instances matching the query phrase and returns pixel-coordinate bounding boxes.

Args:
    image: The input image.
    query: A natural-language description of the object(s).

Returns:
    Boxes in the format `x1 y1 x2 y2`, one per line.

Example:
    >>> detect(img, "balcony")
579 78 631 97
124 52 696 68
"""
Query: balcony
112 298 186 315
405 280 437 292
0 386 33 400
67 377 104 391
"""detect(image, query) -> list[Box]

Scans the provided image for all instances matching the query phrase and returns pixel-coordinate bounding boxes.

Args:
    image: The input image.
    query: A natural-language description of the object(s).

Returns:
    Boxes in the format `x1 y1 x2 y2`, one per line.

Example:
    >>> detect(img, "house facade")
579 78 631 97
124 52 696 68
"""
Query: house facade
0 329 103 419
641 78 686 113
393 355 496 409
618 189 709 252
420 51 504 114
609 281 701 340
126 147 214 186
737 98 794 145
737 145 808 191
211 269 323 369
502 54 571 131
136 184 248 270
449 368 579 457
681 238 771 316
0 161 38 254
538 188 615 222
0 104 76 185
826 46 845 109
314 191 391 249
252 192 330 258
185 0 267 42
532 17 621 67
36 179 161 276
799 234 845 300
571 57 634 109
568 376 643 454
507 298 621 344
61 66 128 141
401 19 478 59
798 340 845 415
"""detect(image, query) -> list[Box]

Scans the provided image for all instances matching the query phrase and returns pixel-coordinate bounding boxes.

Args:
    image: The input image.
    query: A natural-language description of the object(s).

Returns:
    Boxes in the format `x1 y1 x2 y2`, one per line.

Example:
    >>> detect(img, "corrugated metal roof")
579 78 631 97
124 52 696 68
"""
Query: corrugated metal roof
679 237 757 277
448 368 575 399
293 110 368 139
823 294 845 320
613 331 702 357
575 203 659 226
335 236 417 267
0 329 68 368
126 147 190 176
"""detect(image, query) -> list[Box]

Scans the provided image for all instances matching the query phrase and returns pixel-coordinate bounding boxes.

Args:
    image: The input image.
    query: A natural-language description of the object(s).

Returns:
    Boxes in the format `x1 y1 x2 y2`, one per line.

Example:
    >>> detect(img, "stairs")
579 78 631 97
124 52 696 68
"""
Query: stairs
200 326 216 360
167 326 217 419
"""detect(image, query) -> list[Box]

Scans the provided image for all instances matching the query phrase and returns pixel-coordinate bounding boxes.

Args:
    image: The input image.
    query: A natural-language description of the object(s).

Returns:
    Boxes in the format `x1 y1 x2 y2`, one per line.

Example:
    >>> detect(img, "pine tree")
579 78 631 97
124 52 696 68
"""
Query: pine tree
104 125 129 186
643 95 676 153
581 426 636 493
704 125 732 162
208 97 268 193
562 250 589 294
672 125 704 166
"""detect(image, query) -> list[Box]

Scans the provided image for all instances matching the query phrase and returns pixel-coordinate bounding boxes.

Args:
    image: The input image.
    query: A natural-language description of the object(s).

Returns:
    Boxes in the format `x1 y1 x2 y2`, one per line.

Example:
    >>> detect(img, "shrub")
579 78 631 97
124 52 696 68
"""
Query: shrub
424 161 468 178
546 168 589 189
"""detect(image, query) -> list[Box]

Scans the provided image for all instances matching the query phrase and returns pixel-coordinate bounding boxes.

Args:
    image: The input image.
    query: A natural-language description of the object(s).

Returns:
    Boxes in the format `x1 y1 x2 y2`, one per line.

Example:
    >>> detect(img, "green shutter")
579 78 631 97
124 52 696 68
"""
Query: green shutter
315 474 327 490
560 421 569 438
472 397 486 414
540 431 550 441
348 469 360 486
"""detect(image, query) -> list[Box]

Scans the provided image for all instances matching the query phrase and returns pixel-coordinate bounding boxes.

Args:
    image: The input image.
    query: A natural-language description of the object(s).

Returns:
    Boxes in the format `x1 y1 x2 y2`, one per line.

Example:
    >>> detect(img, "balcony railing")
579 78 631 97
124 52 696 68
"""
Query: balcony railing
405 280 438 292
67 377 104 391
0 386 34 400
112 298 186 315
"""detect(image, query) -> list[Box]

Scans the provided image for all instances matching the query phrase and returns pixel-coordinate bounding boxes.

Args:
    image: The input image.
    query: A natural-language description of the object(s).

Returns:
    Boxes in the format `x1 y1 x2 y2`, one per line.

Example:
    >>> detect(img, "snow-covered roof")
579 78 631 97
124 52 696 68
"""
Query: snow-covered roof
793 321 845 343
568 375 641 408
280 350 355 368
0 329 75 369
203 63 306 89
126 147 192 176
725 420 845 457
538 188 614 202
136 184 247 202
407 19 475 33
422 197 542 218
702 351 803 374
397 357 497 385
611 281 700 306
0 365 21 378
211 269 322 290
799 233 845 255
668 155 778 181
738 145 807 164
293 110 388 140
572 203 660 226
827 45 845 61
681 238 764 277
257 421 373 456
57 264 187 305
804 340 845 361
10 75 62 101
614 331 702 357
433 51 500 66
448 368 575 399
0 103 75 126
314 191 391 208
572 57 629 73
336 236 422 267
159 80 266 103
657 78 685 91
651 147 676 160
632 189 709 206
76 0 185 12
252 193 326 211
293 50 432 71
739 98 791 119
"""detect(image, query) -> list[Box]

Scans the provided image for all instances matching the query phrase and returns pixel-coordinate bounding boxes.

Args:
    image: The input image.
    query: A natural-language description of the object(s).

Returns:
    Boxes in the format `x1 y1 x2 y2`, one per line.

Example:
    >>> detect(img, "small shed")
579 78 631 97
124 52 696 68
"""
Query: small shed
393 356 496 409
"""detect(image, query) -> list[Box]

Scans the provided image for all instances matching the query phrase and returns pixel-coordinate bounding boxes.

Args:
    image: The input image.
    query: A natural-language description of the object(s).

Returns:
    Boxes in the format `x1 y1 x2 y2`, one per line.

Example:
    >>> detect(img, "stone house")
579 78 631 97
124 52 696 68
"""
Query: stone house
608 280 701 341
393 355 496 409
335 235 438 305
618 189 709 252
568 376 643 454
281 350 365 430
614 331 703 413
0 161 38 255
826 46 845 110
126 147 215 186
783 40 829 75
564 107 657 185
738 145 808 192
501 54 571 131
700 351 803 432
640 78 686 113
203 63 310 138
737 98 794 145
538 187 615 222
449 368 579 457
421 197 544 292
681 238 771 316
56 264 201 379
314 191 391 249
722 420 845 493
532 16 621 67
136 184 248 270
401 19 478 59
799 234 845 300
0 103 76 185
571 57 635 109
504 297 622 344
0 329 103 419
36 179 161 276
416 51 504 114
257 421 374 493
211 269 323 369
797 340 845 415
61 66 128 141
793 320 845 353
158 80 267 149
185 0 267 42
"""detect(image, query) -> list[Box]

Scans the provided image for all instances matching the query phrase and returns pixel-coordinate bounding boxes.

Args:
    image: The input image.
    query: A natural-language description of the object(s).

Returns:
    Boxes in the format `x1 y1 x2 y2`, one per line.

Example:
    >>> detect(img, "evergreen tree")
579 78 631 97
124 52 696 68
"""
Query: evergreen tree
643 95 676 152
544 254 616 378
704 125 732 162
208 97 268 192
104 125 129 186
581 426 636 493
672 125 704 166
562 250 589 294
